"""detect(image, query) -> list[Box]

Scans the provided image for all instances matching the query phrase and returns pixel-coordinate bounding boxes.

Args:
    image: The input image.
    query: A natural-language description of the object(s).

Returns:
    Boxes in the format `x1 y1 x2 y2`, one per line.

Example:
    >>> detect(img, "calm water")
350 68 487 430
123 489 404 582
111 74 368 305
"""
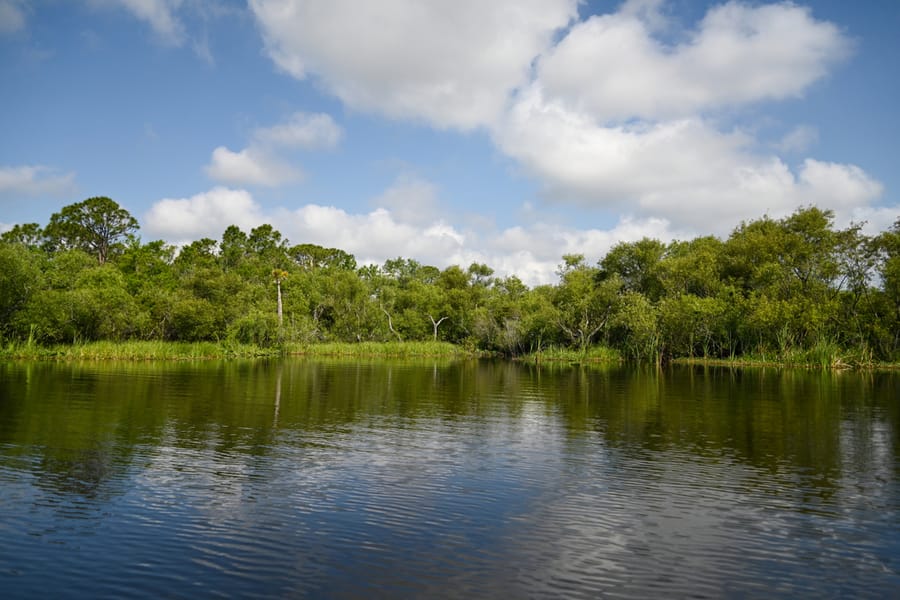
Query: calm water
0 359 898 598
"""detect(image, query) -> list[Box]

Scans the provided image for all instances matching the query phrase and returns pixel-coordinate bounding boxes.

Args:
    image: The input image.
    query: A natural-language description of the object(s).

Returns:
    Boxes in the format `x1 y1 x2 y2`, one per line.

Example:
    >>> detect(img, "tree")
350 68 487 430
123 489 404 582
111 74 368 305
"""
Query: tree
45 197 139 264
0 242 43 339
290 243 357 271
0 223 46 249
600 238 667 301
659 236 725 298
554 254 621 352
273 269 288 327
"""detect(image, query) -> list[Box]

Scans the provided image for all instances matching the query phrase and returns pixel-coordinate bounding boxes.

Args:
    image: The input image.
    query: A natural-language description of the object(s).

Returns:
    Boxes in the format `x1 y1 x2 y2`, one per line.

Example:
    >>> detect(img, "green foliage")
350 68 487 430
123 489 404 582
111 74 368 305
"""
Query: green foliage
4 199 899 367
600 237 667 301
0 242 43 338
45 196 139 264
0 222 46 248
610 291 659 361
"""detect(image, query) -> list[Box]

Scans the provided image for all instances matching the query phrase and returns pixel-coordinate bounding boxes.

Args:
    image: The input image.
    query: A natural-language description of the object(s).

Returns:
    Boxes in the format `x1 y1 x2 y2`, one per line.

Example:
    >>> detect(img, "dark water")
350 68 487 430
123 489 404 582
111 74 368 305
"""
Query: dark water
0 359 898 598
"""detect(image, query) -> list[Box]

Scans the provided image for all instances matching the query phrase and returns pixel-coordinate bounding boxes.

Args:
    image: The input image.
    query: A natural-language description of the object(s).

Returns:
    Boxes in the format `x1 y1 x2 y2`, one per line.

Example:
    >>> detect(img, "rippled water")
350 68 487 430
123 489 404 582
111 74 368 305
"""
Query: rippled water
1 359 898 598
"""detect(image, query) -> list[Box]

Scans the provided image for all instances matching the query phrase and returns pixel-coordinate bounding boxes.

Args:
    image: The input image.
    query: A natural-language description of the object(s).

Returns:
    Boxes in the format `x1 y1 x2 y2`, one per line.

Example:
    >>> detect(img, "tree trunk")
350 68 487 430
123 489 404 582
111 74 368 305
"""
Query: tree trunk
276 281 283 327
381 306 402 342
429 315 448 341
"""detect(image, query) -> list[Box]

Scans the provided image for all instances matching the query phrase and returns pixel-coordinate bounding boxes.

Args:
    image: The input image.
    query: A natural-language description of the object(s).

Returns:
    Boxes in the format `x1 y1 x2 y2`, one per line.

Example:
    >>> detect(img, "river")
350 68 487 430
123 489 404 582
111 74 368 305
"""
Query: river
1 359 898 598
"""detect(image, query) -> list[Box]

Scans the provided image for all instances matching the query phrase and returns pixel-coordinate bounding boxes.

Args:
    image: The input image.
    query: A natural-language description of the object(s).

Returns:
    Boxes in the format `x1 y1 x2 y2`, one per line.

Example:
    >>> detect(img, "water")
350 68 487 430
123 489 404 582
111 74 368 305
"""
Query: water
0 359 898 598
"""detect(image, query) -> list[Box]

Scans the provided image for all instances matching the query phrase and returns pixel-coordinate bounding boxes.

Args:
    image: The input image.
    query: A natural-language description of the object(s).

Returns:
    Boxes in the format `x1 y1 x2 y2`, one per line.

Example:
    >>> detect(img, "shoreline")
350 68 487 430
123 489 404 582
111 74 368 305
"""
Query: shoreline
2 340 898 370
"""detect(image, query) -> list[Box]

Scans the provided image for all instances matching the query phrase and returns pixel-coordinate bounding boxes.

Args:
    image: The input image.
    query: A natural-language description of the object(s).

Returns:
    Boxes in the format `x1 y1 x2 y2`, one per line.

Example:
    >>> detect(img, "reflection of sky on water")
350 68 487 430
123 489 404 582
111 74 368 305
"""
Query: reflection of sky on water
1 361 899 598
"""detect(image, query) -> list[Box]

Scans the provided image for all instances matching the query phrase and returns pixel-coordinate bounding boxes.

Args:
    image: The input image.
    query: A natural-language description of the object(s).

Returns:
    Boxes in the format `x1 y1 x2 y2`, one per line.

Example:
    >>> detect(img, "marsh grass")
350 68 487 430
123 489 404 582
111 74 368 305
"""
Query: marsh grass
0 339 475 361
674 340 885 370
0 340 280 360
520 345 622 365
284 340 471 358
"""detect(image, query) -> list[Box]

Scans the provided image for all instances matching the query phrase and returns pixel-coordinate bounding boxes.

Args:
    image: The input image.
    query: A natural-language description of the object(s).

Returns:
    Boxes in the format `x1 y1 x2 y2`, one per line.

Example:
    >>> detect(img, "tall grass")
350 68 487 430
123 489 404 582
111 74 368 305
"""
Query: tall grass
673 339 882 370
520 345 622 365
0 339 475 361
283 340 472 358
0 340 280 360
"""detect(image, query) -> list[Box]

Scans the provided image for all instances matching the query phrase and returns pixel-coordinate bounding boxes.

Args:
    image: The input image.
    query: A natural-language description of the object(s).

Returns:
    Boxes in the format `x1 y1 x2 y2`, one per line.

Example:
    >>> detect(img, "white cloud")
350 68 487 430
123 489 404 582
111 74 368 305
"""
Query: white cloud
370 175 440 225
253 112 343 150
845 205 900 237
206 112 341 187
0 0 26 34
94 0 185 45
246 1 885 237
206 146 302 187
775 125 819 154
249 0 577 129
144 183 686 285
537 1 850 121
494 88 884 234
143 187 265 243
0 165 76 196
152 2 894 280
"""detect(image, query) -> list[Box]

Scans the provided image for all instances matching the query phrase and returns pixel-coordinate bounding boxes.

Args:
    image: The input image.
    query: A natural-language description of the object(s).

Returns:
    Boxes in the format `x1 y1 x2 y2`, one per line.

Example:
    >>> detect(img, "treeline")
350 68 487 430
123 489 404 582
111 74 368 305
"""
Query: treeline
1 197 899 363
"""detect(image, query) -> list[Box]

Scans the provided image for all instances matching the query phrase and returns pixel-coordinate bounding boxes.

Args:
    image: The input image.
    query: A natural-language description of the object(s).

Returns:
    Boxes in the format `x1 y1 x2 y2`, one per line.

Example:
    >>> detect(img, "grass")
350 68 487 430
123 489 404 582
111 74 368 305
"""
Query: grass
283 340 475 358
519 345 623 365
0 339 478 361
672 341 892 370
1 340 281 360
2 338 895 369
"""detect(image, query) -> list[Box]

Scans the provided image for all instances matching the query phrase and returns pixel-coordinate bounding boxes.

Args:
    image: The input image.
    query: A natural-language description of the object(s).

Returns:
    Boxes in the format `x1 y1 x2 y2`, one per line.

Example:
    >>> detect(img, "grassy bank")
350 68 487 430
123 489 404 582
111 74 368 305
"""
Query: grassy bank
0 340 281 360
519 345 623 365
670 341 899 370
0 339 477 361
2 339 895 368
284 340 474 358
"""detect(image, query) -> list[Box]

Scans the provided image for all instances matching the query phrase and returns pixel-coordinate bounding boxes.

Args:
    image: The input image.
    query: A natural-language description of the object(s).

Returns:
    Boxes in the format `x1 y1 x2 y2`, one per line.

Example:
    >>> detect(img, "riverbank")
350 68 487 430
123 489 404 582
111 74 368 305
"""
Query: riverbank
0 340 475 361
670 342 900 370
517 345 623 365
2 339 897 369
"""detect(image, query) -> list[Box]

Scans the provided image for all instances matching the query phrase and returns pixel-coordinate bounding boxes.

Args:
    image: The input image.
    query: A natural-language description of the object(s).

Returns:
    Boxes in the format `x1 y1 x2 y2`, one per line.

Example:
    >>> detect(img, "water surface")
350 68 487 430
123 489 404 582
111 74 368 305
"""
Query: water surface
1 359 898 598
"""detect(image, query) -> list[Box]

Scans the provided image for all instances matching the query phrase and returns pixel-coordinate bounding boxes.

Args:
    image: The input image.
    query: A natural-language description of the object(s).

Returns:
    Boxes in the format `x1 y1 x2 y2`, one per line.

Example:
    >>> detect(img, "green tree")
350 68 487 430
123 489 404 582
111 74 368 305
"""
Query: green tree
45 197 139 264
658 236 725 298
554 254 621 353
600 238 666 301
610 291 659 361
0 223 46 249
0 242 43 339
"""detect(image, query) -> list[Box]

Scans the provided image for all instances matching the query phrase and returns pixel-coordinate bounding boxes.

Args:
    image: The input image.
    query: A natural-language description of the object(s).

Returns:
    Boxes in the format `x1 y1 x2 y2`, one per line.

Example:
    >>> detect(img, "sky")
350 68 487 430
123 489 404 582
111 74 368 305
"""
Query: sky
1 0 898 285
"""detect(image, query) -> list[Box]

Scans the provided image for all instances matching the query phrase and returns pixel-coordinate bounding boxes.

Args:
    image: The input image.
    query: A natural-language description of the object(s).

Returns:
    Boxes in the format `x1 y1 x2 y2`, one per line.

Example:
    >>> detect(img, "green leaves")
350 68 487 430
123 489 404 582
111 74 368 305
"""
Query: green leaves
4 198 900 362
45 197 139 265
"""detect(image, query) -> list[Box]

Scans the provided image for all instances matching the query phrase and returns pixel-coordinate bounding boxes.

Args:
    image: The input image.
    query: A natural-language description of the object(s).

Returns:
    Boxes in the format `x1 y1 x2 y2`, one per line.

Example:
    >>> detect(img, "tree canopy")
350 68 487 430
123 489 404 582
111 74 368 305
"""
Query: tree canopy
1 200 899 364
45 196 139 264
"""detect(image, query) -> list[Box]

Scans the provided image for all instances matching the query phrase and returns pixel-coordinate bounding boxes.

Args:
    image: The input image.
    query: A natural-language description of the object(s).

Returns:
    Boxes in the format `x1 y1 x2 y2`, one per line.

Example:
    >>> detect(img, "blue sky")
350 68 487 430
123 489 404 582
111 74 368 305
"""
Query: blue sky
1 0 898 284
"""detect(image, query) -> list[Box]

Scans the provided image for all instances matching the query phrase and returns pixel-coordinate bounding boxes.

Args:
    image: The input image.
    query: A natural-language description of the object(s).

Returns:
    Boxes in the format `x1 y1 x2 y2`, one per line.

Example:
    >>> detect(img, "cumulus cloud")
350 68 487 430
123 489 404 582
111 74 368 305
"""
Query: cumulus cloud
487 2 883 233
370 175 441 225
494 88 884 233
93 0 185 45
206 112 341 187
246 1 887 236
0 0 26 34
775 125 819 154
537 1 850 122
144 184 685 285
206 146 302 187
0 165 76 196
155 2 894 279
253 112 343 150
143 187 265 244
249 0 577 129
